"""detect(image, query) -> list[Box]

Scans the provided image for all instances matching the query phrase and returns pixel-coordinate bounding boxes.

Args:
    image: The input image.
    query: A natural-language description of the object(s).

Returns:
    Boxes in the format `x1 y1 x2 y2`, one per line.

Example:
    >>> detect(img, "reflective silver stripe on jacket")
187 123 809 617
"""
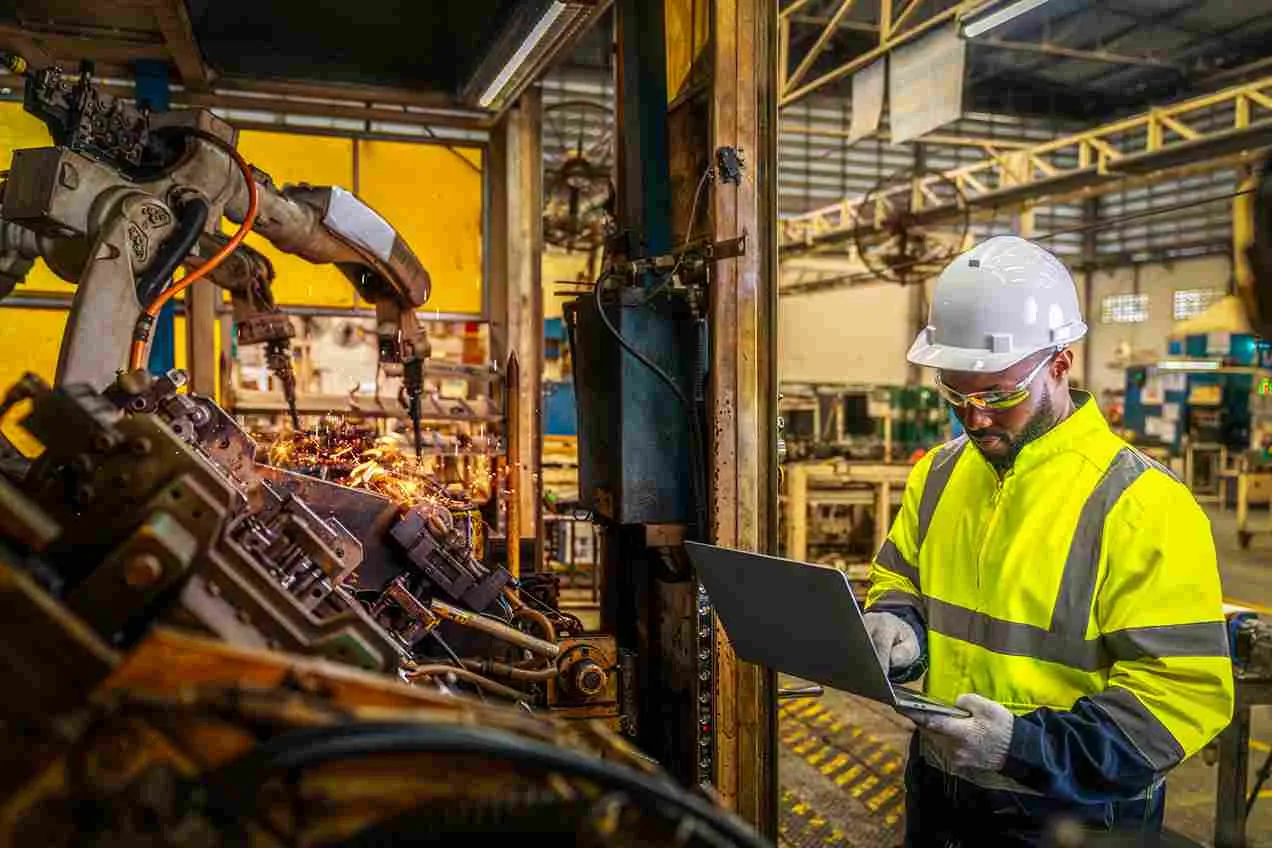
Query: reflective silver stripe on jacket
1090 687 1186 771
916 446 1226 670
916 436 968 548
875 539 920 588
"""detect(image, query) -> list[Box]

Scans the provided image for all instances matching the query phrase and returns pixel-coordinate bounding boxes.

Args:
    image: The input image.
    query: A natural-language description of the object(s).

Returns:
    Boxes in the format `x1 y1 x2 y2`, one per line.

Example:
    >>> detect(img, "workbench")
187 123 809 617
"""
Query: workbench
1214 676 1272 848
781 460 914 575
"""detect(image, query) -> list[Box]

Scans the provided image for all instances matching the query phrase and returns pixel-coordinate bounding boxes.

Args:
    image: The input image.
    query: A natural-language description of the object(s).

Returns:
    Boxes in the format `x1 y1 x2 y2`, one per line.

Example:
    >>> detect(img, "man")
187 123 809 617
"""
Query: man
864 235 1234 845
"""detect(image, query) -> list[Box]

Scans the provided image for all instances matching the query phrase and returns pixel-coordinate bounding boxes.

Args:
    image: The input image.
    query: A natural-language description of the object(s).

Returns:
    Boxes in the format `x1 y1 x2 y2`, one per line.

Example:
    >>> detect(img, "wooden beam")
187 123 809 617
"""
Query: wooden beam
0 23 169 64
0 75 492 132
785 0 856 94
148 0 212 87
215 74 464 110
711 0 777 833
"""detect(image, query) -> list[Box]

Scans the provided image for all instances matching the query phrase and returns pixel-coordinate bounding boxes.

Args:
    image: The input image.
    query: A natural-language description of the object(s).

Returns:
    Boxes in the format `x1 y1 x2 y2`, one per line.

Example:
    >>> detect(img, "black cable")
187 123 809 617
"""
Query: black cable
136 194 210 307
593 275 709 540
203 722 769 848
427 628 485 703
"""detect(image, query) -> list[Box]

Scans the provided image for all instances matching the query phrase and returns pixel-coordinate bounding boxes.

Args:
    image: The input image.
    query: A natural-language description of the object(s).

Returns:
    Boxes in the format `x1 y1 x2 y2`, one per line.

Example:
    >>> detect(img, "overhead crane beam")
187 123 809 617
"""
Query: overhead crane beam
780 74 1272 256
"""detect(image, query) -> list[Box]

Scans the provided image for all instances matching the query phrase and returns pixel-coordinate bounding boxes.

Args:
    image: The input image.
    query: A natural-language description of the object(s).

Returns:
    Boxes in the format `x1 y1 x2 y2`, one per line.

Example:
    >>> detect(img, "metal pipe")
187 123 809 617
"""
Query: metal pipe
405 664 527 701
429 598 560 659
460 658 559 682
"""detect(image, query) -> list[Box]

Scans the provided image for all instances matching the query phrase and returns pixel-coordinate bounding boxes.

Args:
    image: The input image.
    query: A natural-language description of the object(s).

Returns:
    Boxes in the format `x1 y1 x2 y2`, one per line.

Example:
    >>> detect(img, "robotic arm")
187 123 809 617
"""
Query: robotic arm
0 58 432 447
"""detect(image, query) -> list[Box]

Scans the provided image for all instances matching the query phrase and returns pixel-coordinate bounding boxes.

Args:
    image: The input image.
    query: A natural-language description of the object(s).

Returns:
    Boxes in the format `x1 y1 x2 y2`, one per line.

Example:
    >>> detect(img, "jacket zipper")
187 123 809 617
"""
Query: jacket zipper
975 470 1013 594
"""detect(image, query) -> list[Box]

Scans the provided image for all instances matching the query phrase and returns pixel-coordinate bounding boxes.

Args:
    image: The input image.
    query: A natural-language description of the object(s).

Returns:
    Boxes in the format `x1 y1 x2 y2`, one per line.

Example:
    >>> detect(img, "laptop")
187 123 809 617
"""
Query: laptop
684 541 969 719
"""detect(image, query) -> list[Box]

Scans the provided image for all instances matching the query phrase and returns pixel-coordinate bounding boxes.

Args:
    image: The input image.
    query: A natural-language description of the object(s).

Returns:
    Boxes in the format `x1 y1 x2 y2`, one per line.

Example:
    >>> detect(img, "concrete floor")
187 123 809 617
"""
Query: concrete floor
777 504 1272 848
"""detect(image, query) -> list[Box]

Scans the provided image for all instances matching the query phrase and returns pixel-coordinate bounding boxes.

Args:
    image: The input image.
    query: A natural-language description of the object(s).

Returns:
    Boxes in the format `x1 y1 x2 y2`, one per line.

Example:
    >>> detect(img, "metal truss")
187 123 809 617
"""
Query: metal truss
779 0 990 109
779 74 1272 255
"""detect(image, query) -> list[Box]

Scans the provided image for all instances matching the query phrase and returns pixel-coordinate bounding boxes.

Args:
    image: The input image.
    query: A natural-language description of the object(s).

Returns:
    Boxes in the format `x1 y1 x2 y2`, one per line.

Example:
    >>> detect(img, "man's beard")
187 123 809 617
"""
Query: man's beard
967 385 1058 473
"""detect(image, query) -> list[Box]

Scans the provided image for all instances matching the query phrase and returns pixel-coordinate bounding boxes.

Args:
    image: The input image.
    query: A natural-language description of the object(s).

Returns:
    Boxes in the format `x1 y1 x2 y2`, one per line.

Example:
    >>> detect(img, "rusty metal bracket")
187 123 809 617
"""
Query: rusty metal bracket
705 234 747 261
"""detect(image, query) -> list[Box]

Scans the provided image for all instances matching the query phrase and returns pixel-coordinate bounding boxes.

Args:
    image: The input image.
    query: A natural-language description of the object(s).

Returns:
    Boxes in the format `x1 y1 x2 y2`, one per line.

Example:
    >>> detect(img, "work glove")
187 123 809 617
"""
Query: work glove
910 693 1014 772
863 610 920 674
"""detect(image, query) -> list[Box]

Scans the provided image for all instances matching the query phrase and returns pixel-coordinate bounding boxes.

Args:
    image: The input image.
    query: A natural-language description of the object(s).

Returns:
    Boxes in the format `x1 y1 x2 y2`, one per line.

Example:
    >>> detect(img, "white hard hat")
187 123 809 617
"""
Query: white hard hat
906 235 1087 373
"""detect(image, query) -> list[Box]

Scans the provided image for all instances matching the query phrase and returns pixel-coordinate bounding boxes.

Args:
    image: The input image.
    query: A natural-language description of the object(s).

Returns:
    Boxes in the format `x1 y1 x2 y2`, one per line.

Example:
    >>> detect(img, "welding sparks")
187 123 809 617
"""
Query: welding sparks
266 423 494 507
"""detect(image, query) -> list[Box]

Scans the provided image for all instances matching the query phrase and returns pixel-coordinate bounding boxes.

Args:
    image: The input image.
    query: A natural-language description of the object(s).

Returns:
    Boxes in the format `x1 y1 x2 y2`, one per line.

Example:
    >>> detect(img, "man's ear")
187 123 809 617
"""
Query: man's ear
1052 348 1075 380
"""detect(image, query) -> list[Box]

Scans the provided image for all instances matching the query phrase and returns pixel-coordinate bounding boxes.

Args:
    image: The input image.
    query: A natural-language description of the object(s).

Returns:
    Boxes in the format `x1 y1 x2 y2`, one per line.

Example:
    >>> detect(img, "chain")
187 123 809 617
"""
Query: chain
695 580 715 788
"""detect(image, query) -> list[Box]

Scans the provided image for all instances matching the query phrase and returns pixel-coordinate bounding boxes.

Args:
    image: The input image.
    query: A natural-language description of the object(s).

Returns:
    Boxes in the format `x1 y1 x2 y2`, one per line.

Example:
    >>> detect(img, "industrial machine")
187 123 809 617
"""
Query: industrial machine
0 54 768 846
0 57 431 452
0 366 763 846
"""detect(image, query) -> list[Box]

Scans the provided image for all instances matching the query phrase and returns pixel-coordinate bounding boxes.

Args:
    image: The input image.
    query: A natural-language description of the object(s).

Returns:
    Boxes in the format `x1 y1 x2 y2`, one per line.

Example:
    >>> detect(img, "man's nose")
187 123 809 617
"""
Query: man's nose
963 405 994 431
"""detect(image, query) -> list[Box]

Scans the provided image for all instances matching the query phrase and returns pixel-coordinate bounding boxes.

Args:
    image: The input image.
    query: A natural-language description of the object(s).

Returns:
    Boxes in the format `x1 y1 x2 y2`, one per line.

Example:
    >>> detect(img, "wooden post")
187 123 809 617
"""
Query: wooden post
186 280 217 397
787 463 808 561
505 352 521 579
489 90 544 569
709 0 777 832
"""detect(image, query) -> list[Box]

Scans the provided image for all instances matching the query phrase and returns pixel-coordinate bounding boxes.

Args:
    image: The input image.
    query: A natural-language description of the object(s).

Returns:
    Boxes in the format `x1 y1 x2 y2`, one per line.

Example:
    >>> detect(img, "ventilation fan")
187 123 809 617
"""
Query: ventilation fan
542 99 614 253
852 167 970 286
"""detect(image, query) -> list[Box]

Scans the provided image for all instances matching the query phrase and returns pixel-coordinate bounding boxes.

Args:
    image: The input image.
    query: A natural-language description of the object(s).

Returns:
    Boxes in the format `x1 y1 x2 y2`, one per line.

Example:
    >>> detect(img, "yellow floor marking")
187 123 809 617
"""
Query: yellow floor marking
867 784 901 811
814 712 836 727
794 738 819 755
820 753 851 776
851 775 880 798
792 802 810 817
827 721 844 733
799 702 826 718
825 828 845 844
806 747 831 766
834 764 865 787
880 758 901 775
808 816 827 831
782 726 809 743
884 813 901 827
1225 596 1272 615
865 748 887 766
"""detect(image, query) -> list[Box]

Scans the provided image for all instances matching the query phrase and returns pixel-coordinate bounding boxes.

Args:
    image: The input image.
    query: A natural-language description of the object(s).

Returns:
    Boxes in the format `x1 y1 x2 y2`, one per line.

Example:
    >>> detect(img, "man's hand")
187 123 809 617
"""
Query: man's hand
863 611 920 673
911 694 1014 772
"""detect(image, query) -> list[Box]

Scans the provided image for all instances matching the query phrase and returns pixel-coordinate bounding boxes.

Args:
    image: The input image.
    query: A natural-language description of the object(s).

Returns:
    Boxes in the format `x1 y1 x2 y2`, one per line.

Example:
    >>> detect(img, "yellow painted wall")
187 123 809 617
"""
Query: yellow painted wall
358 141 485 316
665 0 710 104
0 102 74 294
233 131 359 308
0 309 67 390
0 107 486 392
541 249 593 320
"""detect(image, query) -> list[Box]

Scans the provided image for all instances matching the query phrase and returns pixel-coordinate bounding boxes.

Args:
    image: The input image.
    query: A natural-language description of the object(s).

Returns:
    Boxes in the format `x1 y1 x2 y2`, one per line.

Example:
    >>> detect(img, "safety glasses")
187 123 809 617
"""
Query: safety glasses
936 349 1061 412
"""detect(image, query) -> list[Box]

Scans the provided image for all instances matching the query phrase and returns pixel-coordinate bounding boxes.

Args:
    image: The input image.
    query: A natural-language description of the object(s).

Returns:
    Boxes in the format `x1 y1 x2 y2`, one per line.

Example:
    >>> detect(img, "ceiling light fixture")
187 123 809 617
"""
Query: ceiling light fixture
464 1 601 113
961 0 1057 39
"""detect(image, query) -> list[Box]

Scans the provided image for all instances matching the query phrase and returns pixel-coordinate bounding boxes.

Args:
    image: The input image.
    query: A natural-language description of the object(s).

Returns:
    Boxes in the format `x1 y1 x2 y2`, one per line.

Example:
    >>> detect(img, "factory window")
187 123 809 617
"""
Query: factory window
1101 293 1148 324
1173 287 1223 320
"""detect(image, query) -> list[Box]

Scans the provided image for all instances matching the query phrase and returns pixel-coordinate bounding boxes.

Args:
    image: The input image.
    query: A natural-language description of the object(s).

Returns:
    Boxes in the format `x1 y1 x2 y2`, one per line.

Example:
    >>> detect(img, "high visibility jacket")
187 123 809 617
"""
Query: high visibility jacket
867 392 1234 801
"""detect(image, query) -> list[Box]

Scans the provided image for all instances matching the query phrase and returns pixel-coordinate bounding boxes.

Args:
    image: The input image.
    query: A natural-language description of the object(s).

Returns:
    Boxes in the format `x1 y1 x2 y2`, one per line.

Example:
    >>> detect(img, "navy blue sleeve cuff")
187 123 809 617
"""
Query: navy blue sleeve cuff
999 698 1161 804
873 603 928 684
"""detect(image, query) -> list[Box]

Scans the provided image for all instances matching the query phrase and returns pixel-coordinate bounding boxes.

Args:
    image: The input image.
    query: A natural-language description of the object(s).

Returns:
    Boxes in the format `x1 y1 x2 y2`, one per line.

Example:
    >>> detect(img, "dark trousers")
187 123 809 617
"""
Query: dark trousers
903 733 1166 847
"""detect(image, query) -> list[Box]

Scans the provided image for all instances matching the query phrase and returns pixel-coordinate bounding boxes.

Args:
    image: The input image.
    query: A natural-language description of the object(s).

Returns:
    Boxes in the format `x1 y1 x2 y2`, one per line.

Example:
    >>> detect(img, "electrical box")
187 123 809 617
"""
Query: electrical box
563 294 697 525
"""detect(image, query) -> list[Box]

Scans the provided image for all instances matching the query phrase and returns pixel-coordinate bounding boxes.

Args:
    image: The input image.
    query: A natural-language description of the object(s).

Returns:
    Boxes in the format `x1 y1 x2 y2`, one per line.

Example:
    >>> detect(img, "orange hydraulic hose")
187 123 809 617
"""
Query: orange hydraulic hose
127 136 259 371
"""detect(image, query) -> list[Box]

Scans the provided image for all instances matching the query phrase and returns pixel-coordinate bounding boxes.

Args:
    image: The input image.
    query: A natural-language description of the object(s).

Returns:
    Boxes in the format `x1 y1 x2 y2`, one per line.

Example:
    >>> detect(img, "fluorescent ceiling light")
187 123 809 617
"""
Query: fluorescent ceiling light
1154 359 1222 371
962 0 1056 39
476 1 577 110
